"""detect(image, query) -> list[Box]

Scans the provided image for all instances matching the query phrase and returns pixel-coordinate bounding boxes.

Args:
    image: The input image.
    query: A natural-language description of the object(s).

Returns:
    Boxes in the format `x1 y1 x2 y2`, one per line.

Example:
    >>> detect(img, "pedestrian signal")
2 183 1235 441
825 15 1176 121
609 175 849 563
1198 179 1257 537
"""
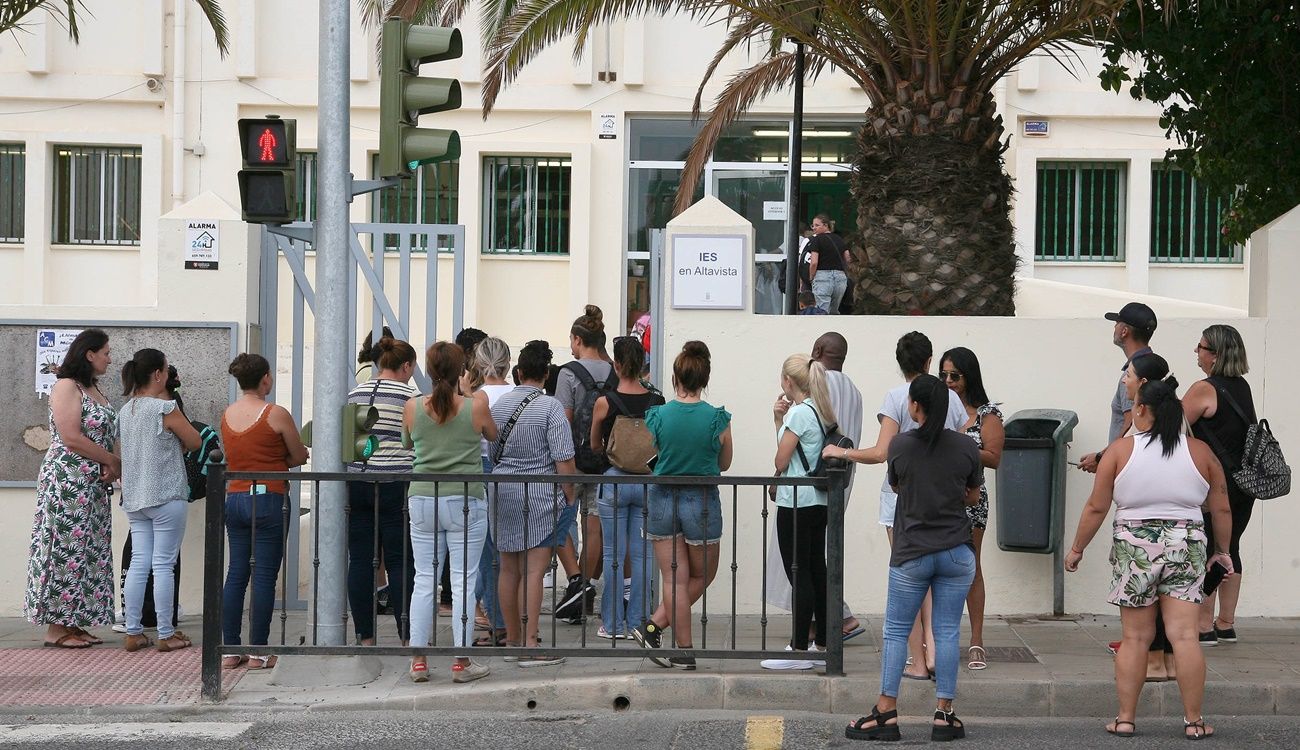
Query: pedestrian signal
237 116 298 224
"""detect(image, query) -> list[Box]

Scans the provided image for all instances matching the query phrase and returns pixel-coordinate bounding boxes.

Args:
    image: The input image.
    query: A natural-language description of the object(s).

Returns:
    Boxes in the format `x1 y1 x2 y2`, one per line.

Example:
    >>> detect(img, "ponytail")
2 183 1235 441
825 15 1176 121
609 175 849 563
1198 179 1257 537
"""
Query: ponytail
908 373 950 452
1137 376 1183 457
424 341 466 424
121 348 167 396
780 354 837 428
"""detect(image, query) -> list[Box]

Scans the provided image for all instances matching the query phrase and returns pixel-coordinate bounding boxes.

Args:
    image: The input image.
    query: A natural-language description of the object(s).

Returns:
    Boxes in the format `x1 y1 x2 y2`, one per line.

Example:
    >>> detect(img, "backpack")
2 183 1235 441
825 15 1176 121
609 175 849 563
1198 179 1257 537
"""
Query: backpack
793 403 854 479
604 390 663 475
1201 386 1291 500
564 361 619 474
184 420 223 501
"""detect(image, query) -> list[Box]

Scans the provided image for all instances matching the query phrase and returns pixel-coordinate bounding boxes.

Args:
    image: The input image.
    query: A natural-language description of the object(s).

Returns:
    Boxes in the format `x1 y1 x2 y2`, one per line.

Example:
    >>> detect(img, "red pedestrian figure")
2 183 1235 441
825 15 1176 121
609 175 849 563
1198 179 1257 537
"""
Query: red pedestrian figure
258 128 277 162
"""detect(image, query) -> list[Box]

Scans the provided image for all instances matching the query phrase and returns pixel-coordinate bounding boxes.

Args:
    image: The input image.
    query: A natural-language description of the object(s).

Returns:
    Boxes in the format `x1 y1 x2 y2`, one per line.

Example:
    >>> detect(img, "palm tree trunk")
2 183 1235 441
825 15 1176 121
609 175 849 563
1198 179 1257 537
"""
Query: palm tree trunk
849 92 1016 316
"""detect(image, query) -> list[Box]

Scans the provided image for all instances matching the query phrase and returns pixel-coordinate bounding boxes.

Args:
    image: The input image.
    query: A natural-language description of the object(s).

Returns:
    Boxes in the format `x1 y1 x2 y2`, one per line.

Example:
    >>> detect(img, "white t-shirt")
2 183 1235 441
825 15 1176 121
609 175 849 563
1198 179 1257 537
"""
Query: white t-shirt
479 383 516 459
877 381 969 495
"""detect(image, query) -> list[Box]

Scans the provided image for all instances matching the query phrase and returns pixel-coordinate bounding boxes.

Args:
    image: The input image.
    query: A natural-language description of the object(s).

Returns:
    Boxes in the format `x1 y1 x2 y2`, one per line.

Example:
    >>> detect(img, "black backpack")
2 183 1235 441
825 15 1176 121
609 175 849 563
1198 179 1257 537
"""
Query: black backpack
564 361 618 474
793 403 854 478
184 420 223 501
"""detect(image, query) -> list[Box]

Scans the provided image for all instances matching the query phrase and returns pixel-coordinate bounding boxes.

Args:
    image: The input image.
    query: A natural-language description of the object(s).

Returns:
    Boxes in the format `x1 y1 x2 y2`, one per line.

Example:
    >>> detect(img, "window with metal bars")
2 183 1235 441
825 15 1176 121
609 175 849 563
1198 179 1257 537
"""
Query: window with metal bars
482 155 571 255
1034 161 1126 261
1150 164 1239 263
0 143 23 243
295 151 318 222
369 155 459 252
52 145 142 245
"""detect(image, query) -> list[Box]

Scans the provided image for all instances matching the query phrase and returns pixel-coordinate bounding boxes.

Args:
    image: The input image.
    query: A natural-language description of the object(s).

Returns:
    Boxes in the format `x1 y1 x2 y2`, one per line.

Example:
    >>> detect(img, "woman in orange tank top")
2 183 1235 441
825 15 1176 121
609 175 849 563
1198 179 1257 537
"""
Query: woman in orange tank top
219 354 308 670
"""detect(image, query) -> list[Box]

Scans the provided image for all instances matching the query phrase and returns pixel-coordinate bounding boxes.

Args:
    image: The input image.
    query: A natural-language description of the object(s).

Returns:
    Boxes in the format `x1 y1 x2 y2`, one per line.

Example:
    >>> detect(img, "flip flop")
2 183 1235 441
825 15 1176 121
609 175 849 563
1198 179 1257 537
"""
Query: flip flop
902 670 931 681
43 633 91 649
967 645 988 671
842 626 866 642
70 627 103 645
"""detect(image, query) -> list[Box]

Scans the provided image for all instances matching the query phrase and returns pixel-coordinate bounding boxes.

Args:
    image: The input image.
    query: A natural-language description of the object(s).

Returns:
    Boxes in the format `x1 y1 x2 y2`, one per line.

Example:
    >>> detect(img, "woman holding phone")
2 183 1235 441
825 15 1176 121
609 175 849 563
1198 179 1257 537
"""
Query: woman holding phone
1065 378 1233 740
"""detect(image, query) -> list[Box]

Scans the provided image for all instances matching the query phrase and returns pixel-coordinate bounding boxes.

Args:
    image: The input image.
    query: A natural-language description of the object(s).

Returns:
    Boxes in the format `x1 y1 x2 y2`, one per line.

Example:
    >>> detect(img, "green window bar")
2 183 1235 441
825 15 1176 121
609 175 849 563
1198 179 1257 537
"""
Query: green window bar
369 155 459 252
52 144 142 246
1149 164 1238 263
482 155 571 255
1034 161 1125 261
0 143 24 243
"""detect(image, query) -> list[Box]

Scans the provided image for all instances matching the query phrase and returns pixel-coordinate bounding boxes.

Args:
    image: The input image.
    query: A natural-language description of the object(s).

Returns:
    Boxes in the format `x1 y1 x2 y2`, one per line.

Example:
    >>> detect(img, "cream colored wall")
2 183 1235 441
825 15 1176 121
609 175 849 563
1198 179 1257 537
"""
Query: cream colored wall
659 202 1297 617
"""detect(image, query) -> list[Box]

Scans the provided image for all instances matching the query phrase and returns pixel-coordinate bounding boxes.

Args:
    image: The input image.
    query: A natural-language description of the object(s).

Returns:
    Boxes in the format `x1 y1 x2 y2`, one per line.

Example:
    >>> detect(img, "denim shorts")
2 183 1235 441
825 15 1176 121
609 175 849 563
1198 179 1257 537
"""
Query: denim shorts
537 500 580 550
646 484 722 545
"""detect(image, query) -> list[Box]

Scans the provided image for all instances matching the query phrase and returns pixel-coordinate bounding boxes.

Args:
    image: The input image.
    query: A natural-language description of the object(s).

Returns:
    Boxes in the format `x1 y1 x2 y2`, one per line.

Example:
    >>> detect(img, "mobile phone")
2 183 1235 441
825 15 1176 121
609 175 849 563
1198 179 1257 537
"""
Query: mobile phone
1202 560 1230 596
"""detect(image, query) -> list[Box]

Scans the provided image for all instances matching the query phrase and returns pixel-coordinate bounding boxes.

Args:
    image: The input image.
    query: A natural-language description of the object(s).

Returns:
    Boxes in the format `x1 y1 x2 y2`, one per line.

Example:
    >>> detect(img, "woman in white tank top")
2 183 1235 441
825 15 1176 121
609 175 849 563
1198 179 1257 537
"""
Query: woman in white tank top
1064 378 1233 740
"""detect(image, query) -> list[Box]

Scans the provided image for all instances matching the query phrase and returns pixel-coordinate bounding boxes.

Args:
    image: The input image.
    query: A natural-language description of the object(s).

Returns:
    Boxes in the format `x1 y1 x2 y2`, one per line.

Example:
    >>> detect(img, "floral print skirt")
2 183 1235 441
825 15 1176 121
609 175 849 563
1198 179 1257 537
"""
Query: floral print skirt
1108 519 1207 608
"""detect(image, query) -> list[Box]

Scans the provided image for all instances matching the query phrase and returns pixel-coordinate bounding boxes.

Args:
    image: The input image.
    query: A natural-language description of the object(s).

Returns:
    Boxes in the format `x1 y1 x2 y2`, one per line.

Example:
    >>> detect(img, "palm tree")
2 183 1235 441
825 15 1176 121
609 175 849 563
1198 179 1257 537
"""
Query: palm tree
2 1 229 54
467 0 1122 315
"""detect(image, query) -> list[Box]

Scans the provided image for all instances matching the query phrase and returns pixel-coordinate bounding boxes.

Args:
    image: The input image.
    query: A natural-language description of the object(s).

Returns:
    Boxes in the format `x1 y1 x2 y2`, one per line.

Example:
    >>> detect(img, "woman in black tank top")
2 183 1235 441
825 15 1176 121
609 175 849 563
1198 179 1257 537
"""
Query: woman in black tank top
1182 324 1256 646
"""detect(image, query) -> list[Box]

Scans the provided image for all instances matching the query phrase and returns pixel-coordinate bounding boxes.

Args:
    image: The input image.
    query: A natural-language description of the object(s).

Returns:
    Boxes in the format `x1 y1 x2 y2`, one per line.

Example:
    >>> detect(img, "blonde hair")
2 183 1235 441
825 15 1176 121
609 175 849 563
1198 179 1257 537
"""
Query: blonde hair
782 353 836 428
474 336 512 380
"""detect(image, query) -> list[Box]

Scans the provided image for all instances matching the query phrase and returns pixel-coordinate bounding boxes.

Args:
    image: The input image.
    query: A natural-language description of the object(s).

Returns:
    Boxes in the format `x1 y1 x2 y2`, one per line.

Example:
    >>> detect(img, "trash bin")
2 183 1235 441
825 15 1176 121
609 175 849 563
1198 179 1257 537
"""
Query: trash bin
996 409 1078 554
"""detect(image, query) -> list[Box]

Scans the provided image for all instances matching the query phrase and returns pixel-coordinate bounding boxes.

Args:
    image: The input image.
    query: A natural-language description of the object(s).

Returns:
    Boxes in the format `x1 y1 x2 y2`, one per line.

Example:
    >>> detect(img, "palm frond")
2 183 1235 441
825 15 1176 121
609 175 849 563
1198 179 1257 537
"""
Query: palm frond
192 0 230 56
0 1 83 43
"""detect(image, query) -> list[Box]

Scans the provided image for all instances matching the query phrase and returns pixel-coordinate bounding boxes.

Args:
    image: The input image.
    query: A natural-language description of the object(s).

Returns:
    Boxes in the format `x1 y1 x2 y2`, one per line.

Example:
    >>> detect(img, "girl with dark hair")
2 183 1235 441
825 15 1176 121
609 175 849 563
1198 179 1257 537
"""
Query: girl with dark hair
220 353 309 670
489 340 577 667
25 329 118 648
1066 379 1233 740
403 342 498 684
634 341 734 670
117 349 201 653
1182 324 1257 646
847 375 982 743
356 326 395 383
939 347 1004 671
588 336 665 639
345 337 419 648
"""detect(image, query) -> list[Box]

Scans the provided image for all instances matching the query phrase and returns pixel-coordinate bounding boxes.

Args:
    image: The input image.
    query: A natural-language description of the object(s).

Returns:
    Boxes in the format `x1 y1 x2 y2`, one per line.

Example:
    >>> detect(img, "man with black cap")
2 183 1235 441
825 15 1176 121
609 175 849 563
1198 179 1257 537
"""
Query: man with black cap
1079 302 1158 473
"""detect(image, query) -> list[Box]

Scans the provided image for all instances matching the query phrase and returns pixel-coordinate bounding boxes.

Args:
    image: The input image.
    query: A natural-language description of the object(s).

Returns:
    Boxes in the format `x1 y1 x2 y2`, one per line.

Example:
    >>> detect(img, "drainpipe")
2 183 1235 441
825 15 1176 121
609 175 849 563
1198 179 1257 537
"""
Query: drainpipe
172 0 187 208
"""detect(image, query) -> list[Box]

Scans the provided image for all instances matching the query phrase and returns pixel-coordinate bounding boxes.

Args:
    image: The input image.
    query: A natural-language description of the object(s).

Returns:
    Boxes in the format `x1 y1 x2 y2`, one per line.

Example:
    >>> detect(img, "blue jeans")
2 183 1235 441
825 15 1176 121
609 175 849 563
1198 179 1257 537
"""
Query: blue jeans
812 269 848 314
882 544 976 700
408 495 487 652
222 492 287 646
598 469 654 634
346 480 413 641
124 499 188 639
475 456 504 632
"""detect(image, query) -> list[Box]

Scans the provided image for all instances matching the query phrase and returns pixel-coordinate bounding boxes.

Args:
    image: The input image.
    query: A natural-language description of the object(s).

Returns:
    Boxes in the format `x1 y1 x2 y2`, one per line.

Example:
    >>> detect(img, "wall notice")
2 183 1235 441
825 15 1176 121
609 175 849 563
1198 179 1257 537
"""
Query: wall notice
184 220 220 270
671 235 746 310
35 328 82 396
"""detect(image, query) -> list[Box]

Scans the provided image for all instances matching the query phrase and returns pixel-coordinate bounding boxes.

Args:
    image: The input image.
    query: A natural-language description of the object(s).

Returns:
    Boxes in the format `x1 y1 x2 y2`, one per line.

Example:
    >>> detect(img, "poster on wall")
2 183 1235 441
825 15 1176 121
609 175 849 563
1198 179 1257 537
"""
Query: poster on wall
671 234 746 309
184 220 221 270
36 328 83 396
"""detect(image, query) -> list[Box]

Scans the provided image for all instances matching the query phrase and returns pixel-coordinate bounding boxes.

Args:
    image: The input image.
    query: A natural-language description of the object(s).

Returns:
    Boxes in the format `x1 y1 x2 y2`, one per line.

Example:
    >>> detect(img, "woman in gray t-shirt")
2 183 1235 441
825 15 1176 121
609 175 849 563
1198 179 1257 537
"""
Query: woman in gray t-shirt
117 349 200 652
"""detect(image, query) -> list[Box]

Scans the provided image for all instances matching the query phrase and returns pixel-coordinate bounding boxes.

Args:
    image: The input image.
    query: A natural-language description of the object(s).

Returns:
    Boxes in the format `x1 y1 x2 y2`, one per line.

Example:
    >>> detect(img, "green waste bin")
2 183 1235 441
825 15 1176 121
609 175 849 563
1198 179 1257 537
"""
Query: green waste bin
996 409 1078 554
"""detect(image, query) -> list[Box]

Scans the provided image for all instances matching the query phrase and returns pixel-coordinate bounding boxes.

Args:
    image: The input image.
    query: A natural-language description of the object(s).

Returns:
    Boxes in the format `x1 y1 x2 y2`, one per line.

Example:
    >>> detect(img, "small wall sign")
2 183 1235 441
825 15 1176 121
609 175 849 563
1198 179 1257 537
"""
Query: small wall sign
184 220 221 270
671 234 746 310
1023 119 1050 137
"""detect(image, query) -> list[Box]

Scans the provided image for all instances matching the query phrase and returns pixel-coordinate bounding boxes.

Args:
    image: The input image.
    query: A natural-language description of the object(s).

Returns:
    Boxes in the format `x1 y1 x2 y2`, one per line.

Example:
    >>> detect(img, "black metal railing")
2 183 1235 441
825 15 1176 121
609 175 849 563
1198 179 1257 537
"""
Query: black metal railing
200 457 849 701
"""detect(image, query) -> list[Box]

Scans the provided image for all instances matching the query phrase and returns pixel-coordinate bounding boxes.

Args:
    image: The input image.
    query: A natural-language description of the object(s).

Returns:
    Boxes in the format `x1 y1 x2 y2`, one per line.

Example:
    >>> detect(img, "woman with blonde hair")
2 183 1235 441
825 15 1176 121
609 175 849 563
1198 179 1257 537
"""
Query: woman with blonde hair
762 354 837 671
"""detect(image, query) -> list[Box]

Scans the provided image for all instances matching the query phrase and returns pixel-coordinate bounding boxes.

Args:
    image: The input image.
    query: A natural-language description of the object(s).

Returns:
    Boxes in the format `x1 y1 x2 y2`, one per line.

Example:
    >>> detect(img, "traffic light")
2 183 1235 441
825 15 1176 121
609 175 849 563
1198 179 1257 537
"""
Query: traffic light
341 404 381 463
378 19 462 178
237 116 298 224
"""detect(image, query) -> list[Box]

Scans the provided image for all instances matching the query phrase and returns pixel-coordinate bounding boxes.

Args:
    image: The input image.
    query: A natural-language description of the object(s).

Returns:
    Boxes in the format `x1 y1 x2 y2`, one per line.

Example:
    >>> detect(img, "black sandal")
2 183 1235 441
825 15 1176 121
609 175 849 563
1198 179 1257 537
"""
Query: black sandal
1184 717 1214 741
473 629 507 647
932 708 965 742
845 705 900 741
1107 717 1137 738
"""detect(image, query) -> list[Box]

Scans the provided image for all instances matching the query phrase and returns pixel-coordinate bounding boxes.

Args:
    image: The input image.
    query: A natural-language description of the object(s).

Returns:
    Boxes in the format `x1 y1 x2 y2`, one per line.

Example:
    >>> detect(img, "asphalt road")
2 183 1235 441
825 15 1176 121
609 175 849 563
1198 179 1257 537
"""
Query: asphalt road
0 711 1294 749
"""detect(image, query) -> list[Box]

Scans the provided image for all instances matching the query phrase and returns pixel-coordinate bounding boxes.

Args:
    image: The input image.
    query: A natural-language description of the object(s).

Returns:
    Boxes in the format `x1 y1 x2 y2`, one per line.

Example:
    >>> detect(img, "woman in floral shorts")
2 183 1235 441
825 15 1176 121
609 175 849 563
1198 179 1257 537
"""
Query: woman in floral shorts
1065 377 1233 740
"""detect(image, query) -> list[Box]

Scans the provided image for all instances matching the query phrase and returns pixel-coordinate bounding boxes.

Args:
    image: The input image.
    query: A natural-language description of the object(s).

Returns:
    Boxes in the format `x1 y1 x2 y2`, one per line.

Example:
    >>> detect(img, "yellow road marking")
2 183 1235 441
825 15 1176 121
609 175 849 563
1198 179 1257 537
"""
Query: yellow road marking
745 715 784 750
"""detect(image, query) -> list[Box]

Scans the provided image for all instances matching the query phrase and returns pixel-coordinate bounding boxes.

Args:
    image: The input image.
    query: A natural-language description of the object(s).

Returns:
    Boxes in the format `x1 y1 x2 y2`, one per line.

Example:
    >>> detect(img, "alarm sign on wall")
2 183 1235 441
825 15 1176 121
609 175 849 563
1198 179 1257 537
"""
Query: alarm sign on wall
671 234 746 310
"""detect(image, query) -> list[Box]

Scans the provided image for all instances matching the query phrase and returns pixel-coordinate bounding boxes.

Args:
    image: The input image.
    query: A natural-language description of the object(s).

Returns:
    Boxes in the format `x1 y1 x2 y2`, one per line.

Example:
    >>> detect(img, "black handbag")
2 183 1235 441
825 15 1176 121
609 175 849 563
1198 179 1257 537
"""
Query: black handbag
1201 386 1290 500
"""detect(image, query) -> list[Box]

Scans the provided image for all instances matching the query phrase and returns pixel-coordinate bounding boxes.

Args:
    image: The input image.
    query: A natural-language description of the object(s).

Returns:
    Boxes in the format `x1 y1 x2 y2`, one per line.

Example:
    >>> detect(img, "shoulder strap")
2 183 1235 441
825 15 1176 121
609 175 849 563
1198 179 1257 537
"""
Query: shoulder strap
1213 383 1254 426
563 361 597 389
604 389 634 418
493 390 542 463
791 403 828 473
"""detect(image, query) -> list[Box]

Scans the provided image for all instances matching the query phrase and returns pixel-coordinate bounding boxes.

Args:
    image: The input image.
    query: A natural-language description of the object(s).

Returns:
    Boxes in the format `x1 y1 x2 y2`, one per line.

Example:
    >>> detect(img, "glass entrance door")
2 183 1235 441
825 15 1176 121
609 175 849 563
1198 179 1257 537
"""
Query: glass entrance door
710 168 789 314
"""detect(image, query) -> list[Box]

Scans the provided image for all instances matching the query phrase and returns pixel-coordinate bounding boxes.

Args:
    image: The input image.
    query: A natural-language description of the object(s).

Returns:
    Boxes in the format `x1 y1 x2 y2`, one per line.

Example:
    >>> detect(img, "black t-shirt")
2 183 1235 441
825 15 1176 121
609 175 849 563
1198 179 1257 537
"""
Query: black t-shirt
599 389 665 444
886 429 982 566
806 232 847 273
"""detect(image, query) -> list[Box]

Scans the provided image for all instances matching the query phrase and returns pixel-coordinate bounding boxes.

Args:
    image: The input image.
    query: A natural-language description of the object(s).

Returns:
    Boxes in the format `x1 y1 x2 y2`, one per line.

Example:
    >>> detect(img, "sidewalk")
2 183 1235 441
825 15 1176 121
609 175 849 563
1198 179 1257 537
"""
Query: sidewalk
1 613 1297 716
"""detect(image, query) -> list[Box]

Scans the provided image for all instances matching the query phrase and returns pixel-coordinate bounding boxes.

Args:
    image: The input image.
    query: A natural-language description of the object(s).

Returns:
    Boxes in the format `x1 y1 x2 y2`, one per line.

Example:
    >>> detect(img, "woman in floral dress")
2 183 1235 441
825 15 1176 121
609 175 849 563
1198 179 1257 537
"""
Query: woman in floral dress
25 329 120 648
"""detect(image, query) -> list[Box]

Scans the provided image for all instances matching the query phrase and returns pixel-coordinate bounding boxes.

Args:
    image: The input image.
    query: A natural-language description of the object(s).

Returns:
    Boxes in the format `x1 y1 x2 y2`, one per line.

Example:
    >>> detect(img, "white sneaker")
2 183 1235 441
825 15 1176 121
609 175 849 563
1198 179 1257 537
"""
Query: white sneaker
542 570 555 588
807 645 827 667
761 645 815 671
597 626 627 640
622 578 632 600
110 622 128 634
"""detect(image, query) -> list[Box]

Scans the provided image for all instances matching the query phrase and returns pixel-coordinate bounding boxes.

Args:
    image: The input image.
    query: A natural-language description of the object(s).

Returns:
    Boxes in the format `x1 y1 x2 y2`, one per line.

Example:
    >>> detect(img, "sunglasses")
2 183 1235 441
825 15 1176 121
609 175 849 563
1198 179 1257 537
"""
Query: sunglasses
939 370 963 382
1196 343 1215 353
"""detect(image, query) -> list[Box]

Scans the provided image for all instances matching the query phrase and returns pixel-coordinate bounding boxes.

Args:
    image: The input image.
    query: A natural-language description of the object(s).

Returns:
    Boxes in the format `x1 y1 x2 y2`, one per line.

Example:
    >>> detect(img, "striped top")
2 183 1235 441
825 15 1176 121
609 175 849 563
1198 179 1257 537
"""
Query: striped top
489 386 575 552
346 378 418 473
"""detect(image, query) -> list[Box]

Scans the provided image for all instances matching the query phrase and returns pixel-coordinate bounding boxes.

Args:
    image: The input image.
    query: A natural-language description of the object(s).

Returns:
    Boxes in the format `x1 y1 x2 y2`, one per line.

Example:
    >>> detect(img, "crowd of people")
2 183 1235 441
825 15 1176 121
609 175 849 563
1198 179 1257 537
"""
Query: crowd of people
22 302 1263 740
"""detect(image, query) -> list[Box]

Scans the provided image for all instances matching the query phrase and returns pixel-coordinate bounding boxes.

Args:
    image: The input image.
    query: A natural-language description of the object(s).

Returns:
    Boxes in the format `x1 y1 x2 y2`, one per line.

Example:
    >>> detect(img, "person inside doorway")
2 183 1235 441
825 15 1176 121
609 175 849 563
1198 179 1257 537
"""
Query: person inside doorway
807 214 850 314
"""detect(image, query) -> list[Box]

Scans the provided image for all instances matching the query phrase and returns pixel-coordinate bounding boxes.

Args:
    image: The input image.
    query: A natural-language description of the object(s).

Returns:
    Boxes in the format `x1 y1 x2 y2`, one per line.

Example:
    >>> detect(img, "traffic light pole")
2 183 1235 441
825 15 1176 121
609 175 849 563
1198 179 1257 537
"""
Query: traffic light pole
311 0 351 647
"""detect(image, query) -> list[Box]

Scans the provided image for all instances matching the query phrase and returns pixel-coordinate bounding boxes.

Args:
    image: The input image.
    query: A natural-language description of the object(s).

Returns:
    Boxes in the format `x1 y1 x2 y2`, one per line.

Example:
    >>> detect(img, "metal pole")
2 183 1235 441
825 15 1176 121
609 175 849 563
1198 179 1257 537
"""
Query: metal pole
200 454 227 702
312 0 350 646
783 41 805 316
824 465 846 676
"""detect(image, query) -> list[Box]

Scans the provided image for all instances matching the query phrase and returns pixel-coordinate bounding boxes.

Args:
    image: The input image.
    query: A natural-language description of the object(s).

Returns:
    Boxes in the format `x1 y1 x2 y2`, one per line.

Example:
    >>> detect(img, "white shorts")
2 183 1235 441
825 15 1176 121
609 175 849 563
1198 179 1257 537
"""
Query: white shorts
879 490 897 528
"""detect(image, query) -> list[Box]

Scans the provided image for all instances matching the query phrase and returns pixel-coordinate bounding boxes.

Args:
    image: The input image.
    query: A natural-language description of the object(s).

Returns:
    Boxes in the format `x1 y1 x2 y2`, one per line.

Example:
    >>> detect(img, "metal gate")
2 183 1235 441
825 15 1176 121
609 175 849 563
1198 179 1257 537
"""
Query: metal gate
256 221 466 607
